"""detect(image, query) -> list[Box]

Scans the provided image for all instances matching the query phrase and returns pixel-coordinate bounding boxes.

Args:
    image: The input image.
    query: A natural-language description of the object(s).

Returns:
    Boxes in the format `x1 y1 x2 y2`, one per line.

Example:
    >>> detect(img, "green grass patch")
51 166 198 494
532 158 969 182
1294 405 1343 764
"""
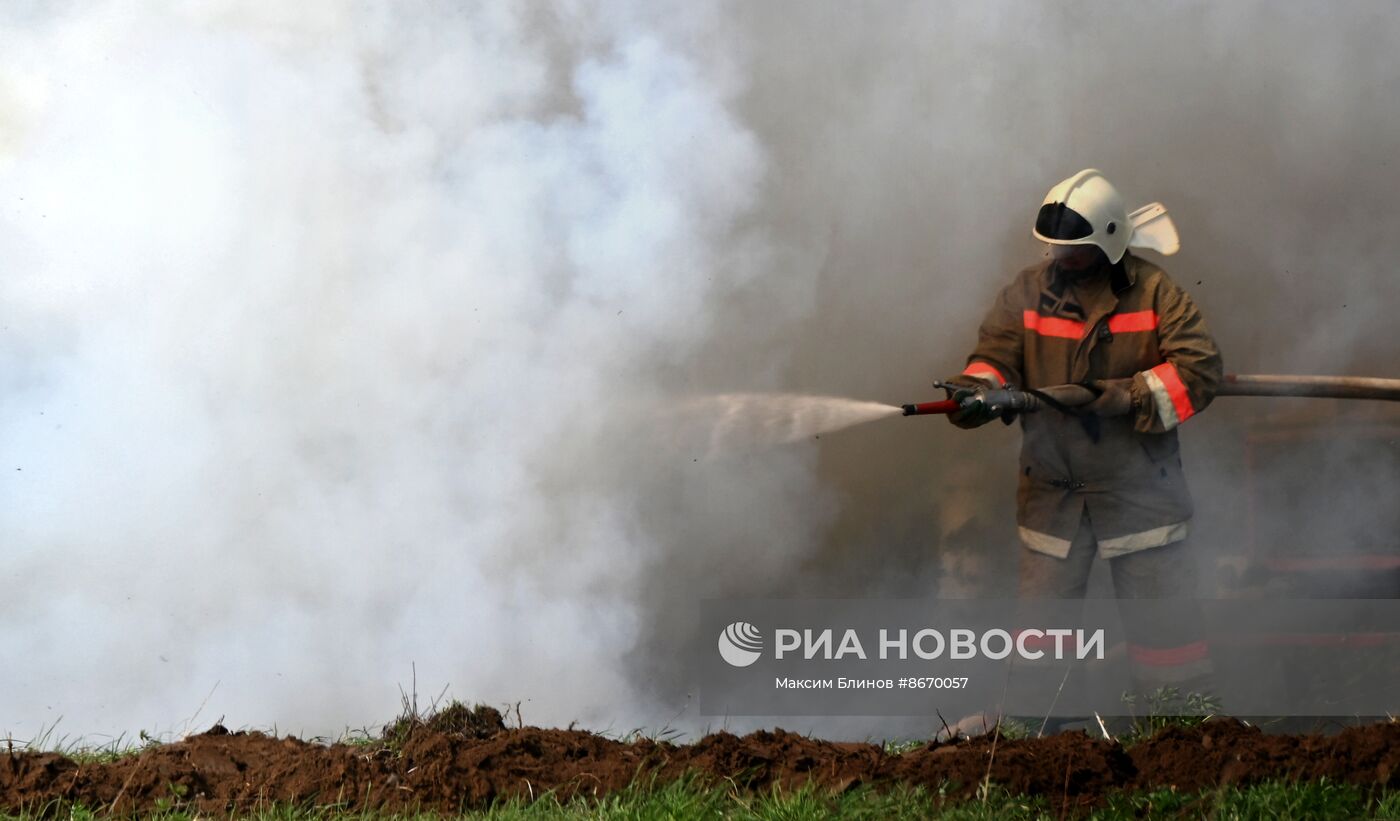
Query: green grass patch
1118 687 1224 744
6 779 1399 820
2 723 156 766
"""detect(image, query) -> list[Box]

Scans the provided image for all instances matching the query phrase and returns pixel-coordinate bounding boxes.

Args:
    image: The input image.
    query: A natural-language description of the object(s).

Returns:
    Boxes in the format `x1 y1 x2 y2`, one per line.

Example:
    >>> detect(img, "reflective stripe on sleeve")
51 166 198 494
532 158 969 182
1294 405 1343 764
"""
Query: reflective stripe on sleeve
1143 362 1195 430
962 361 1006 385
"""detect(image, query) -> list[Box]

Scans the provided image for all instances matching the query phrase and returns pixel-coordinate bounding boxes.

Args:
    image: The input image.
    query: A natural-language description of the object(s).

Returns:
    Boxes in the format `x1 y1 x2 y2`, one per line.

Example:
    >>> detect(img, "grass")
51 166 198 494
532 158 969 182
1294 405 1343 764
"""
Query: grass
1102 779 1400 820
880 737 927 755
6 779 1399 819
1118 687 1224 744
1 721 155 766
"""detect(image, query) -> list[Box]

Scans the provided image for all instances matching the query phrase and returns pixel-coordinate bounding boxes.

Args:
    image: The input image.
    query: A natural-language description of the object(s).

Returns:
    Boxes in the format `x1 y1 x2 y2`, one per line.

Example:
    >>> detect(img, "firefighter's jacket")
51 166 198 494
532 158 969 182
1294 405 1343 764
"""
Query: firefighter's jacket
961 252 1222 558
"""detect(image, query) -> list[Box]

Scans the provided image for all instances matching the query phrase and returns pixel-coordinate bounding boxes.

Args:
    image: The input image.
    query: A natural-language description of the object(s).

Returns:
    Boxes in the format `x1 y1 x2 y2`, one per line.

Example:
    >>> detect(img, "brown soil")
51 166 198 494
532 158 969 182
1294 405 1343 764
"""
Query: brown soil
2 710 1398 815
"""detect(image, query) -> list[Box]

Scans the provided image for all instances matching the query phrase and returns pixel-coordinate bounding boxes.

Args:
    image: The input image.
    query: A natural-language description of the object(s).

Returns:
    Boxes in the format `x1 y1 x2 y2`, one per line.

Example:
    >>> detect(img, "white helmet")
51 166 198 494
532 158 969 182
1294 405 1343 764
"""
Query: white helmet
1032 168 1179 262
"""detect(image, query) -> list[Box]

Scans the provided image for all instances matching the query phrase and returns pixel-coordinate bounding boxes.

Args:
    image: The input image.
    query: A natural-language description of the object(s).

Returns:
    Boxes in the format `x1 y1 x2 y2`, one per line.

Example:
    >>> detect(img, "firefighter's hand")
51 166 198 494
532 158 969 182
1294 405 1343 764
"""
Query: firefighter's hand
943 379 998 429
1084 378 1136 417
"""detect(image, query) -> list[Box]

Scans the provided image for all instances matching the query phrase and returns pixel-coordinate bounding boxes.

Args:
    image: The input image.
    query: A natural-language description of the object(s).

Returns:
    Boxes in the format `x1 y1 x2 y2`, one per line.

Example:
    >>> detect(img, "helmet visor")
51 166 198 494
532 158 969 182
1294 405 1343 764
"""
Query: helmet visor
1034 202 1093 241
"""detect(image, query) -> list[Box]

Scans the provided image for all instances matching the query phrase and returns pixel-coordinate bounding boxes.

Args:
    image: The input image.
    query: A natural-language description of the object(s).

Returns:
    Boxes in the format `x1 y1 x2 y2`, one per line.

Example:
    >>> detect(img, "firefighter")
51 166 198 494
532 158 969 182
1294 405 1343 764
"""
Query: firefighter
946 169 1222 699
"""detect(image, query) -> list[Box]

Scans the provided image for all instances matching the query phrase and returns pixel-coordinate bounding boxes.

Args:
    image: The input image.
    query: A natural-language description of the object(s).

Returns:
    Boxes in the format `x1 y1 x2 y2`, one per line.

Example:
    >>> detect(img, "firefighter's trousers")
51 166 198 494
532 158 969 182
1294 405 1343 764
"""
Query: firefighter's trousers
1018 511 1215 706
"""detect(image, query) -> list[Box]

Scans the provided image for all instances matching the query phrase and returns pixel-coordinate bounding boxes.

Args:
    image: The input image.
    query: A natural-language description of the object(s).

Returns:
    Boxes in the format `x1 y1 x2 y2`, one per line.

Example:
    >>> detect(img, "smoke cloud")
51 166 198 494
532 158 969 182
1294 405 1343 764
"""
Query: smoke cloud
2 2 1398 741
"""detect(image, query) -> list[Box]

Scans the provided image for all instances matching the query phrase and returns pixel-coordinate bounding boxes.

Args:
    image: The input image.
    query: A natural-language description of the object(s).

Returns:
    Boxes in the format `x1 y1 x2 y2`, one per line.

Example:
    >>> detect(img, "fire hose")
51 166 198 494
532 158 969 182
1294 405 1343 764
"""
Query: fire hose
901 374 1400 418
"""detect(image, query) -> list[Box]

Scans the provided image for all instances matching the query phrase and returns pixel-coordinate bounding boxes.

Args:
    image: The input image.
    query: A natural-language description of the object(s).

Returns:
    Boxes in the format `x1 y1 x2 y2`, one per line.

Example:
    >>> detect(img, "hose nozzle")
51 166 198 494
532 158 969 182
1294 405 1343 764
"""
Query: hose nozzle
901 400 960 416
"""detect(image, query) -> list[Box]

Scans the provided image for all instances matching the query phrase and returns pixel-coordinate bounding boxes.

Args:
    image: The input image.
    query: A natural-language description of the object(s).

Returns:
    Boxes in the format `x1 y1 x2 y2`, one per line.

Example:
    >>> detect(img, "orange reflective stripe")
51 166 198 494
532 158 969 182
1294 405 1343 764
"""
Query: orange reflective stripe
962 361 1005 385
1023 309 1158 339
1106 310 1158 333
1150 362 1195 422
1128 640 1209 667
1022 310 1084 339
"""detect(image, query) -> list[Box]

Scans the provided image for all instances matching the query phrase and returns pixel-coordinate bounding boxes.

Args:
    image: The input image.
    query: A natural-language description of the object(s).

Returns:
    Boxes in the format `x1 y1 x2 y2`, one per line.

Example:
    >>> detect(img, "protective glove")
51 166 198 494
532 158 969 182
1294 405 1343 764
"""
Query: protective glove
942 378 999 429
1083 378 1137 417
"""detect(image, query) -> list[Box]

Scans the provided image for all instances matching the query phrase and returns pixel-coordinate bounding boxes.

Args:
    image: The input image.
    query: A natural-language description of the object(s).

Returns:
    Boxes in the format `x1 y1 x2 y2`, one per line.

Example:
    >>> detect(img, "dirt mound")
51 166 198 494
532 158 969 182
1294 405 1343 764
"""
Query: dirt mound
3 714 1399 814
894 730 1135 799
380 702 508 747
1128 717 1400 792
1 727 387 815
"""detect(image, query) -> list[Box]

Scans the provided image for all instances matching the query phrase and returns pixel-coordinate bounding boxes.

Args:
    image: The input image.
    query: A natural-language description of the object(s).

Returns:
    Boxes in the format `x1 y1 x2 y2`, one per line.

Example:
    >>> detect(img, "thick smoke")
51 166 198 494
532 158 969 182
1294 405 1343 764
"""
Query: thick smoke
2 2 1398 741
